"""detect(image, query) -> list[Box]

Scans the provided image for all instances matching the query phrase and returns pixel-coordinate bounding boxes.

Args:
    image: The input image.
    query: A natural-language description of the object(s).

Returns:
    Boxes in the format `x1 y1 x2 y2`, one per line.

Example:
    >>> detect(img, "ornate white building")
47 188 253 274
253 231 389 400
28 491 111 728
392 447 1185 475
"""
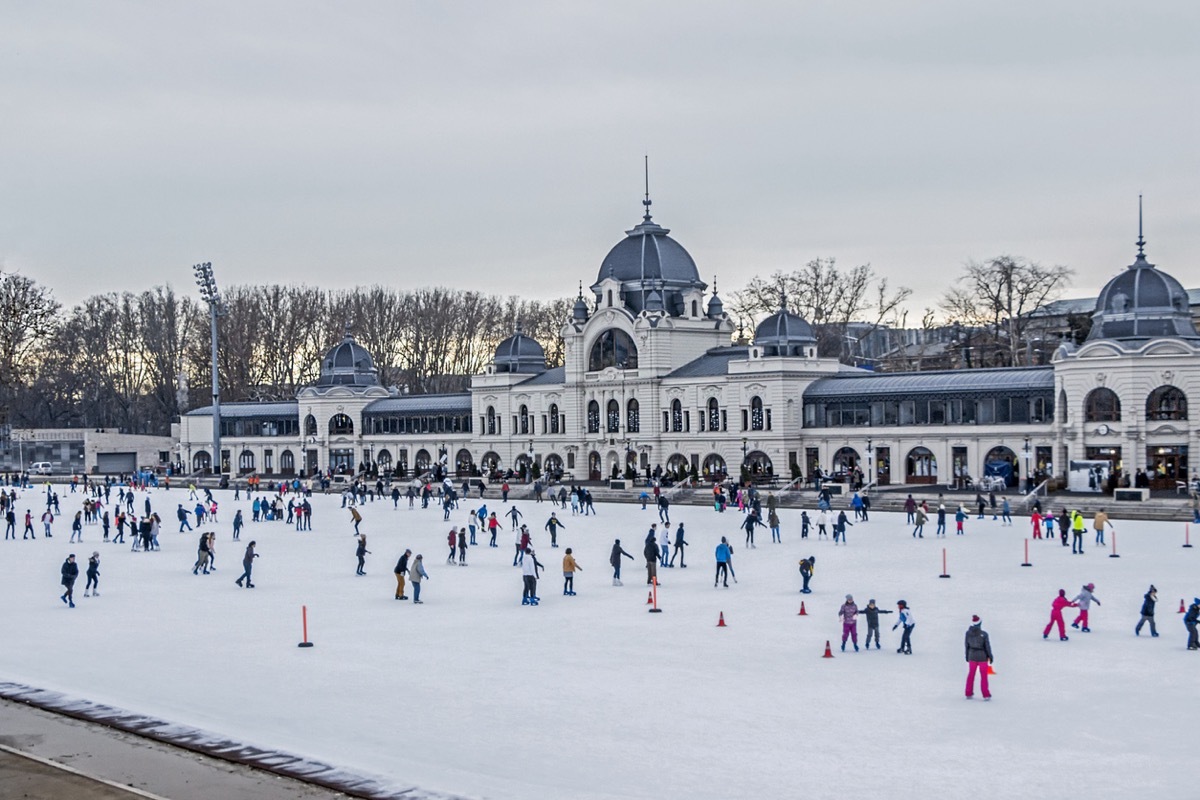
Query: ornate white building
178 198 1196 491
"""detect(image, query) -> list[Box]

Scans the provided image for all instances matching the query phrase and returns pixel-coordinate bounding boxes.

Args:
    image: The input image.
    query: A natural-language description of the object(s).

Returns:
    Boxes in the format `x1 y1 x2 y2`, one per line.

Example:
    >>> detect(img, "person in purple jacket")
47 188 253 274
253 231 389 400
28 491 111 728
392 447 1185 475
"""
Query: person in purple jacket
838 594 860 652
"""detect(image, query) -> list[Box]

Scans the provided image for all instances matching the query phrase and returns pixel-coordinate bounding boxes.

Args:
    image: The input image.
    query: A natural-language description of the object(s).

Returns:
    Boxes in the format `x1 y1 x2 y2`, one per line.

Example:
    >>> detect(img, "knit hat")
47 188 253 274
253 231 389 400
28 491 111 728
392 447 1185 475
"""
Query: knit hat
1058 589 1066 596
845 594 853 601
971 615 980 624
897 600 907 608
1085 583 1095 591
1149 584 1156 592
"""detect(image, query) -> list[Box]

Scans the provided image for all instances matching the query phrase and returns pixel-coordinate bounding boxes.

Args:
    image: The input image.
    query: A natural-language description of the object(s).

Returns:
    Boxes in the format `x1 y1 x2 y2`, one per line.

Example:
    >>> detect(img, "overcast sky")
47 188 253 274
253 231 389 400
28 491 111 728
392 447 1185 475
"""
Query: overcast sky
2 1 1197 319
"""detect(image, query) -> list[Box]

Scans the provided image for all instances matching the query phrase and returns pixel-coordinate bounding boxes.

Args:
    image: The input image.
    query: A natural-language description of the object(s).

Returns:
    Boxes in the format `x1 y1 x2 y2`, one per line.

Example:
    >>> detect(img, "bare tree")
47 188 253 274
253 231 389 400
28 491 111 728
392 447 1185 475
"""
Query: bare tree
0 271 61 425
941 256 1073 367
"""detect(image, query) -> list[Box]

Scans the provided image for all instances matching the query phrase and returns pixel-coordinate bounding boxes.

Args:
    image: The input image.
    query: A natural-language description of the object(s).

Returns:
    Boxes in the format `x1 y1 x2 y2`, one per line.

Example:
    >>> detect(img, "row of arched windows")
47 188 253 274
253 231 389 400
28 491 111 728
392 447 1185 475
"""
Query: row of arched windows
1082 385 1189 423
585 399 642 434
483 404 566 436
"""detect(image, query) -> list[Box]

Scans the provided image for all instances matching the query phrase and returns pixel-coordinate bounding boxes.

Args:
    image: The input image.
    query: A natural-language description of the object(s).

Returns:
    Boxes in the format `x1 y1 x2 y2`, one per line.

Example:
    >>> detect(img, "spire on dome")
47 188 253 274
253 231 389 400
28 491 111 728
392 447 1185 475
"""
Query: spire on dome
642 155 653 222
1136 194 1146 258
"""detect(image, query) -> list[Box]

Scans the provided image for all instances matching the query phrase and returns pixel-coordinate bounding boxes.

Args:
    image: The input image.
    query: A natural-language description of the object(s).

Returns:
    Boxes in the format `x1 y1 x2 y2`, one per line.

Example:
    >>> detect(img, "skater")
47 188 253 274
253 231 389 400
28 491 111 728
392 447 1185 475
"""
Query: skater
954 505 966 535
768 509 781 542
1043 511 1055 542
394 549 411 599
544 513 564 548
355 534 370 576
1031 510 1043 539
488 512 499 547
912 507 927 538
1000 497 1012 526
833 510 852 544
610 539 633 586
669 523 688 567
458 528 468 565
178 504 192 532
514 526 531 566
446 527 458 564
507 505 523 530
235 541 258 588
816 509 829 539
1185 598 1200 650
798 556 815 594
192 532 212 574
838 595 860 651
409 554 428 604
562 547 580 595
1070 511 1086 554
60 554 79 607
232 510 243 541
964 615 993 699
349 505 362 535
800 510 810 539
658 494 670 524
714 537 732 588
860 599 893 649
741 511 763 548
1093 509 1110 546
1071 583 1100 631
1135 585 1158 637
644 533 659 586
70 511 82 543
84 552 100 597
658 523 670 568
521 547 543 605
1043 589 1077 640
903 494 916 524
893 600 915 654
935 504 946 536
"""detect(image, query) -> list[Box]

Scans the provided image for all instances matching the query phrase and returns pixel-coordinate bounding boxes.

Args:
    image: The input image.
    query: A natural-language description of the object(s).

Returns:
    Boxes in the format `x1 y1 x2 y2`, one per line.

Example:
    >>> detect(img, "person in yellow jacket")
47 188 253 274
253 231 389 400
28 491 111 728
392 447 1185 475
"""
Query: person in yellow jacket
1092 509 1111 546
349 505 362 535
562 548 581 596
1070 510 1086 554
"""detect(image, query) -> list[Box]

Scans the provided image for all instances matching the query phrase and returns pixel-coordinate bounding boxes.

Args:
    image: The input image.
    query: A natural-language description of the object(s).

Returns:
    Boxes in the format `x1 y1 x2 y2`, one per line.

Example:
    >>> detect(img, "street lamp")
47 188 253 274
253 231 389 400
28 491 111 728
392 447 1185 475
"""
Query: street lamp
1023 436 1033 491
866 437 873 485
741 437 749 479
193 261 225 476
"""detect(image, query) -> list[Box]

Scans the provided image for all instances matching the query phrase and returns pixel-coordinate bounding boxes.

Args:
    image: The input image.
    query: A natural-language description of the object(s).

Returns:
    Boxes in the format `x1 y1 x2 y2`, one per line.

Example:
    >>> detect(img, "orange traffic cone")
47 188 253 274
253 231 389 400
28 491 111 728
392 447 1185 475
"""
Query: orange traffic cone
821 640 834 658
1180 599 1187 614
798 601 808 616
717 612 727 627
987 664 996 676
646 591 654 605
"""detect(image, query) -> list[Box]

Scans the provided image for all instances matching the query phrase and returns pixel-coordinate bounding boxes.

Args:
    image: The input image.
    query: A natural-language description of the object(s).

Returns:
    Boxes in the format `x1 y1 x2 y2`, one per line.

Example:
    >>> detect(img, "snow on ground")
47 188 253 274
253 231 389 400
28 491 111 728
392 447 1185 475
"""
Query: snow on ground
1 485 1196 800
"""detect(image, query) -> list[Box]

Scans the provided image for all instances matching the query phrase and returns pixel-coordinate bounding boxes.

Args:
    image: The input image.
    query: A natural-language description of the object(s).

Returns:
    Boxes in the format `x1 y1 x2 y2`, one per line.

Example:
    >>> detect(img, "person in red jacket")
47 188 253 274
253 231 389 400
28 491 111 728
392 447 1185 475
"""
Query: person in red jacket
1043 589 1077 641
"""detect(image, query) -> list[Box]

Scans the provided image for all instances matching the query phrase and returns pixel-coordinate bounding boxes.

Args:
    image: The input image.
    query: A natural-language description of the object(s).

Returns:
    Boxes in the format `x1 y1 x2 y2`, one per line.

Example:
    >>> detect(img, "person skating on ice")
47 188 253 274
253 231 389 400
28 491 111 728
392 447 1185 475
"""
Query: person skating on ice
893 600 915 654
562 548 580 595
544 513 564 548
1135 585 1158 637
714 537 733 588
860 599 893 649
669 523 688 568
1043 589 1077 640
458 528 468 565
833 510 852 545
658 523 671 568
1071 583 1100 631
84 552 100 597
610 539 633 586
446 527 458 564
60 554 78 607
235 541 258 588
798 556 815 594
1185 598 1200 650
644 534 660 586
522 547 543 605
355 534 370 576
507 505 523 530
838 595 860 652
964 615 993 699
409 555 428 604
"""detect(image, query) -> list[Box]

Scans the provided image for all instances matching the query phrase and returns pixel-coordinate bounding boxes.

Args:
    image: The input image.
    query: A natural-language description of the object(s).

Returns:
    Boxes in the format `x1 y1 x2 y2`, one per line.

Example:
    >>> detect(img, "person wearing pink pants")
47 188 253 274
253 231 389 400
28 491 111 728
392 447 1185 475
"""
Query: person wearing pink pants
1043 589 1077 640
964 615 993 699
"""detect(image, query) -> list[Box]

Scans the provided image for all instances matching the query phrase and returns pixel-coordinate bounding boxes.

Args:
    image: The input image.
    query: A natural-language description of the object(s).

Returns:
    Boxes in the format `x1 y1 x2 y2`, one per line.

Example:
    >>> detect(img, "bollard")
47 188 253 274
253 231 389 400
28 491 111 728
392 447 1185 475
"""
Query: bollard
648 576 662 613
297 605 314 648
1021 539 1032 567
1109 531 1120 558
939 548 950 578
1185 524 1193 549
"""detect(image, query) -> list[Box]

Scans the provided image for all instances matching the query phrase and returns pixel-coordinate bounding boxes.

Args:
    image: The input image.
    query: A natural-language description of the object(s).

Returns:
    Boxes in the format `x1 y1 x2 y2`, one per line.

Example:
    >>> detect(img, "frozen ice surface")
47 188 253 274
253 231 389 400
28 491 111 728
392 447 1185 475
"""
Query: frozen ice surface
1 487 1195 799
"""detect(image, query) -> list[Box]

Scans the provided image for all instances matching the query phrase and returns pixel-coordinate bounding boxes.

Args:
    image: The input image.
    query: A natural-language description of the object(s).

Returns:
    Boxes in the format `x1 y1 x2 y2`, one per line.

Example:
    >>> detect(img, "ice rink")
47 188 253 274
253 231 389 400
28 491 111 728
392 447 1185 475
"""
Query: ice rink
1 484 1196 800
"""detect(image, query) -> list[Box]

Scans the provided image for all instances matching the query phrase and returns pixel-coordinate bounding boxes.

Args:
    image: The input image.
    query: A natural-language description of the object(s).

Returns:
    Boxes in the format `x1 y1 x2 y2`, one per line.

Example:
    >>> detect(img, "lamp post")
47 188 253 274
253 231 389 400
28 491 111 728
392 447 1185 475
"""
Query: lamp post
193 262 224 476
866 437 873 486
741 437 749 481
1023 436 1032 492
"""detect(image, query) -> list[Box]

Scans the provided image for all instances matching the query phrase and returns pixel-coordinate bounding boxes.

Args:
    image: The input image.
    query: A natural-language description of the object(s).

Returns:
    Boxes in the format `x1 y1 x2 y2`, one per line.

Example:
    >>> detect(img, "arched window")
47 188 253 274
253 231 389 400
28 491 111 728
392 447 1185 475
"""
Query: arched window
519 405 530 435
750 396 765 431
304 415 317 437
1084 388 1121 422
238 450 255 474
627 398 640 433
606 399 620 433
670 399 683 432
549 403 560 434
280 450 295 474
329 413 354 436
192 451 211 472
588 329 639 371
708 398 720 431
1058 389 1068 424
486 406 497 436
587 400 600 433
1147 385 1187 421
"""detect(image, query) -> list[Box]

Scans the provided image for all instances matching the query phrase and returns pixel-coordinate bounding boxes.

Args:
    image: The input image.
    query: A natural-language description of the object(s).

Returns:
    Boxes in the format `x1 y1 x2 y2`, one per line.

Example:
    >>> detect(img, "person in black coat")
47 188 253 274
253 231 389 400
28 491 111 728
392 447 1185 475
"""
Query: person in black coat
669 523 688 568
860 599 893 649
1185 599 1200 651
236 541 258 588
1136 585 1158 637
60 554 79 607
610 539 633 586
84 552 100 597
644 536 660 586
964 616 994 699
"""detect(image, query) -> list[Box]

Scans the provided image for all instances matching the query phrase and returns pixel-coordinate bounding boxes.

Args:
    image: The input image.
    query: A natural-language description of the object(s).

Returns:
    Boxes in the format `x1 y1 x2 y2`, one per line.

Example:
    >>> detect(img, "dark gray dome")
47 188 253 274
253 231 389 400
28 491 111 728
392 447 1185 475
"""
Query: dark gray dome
593 202 706 316
317 333 380 387
494 329 547 374
754 309 817 349
1088 237 1198 342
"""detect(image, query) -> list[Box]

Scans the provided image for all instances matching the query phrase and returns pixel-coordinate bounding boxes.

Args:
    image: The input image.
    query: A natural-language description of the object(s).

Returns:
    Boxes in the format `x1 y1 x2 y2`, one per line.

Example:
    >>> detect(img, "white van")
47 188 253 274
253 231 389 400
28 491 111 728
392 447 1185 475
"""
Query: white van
30 462 54 475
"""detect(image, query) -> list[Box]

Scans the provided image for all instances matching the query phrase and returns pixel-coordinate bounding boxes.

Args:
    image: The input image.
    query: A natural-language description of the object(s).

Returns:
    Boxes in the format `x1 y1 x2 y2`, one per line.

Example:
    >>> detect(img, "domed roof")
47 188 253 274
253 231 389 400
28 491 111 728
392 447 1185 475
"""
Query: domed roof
316 329 380 387
592 191 706 316
1087 211 1199 342
754 297 817 350
493 326 547 374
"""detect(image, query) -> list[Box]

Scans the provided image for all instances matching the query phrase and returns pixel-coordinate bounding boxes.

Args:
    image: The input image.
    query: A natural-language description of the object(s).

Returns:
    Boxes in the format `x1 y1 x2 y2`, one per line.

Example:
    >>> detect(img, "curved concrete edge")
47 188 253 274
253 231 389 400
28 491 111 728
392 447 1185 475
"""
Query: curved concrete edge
0 681 468 800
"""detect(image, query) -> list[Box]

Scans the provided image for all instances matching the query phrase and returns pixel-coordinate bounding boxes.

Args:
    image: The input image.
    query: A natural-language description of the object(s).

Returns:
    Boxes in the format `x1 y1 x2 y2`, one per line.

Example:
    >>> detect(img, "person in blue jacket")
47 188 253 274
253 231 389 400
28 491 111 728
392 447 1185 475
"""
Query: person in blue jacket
714 537 733 588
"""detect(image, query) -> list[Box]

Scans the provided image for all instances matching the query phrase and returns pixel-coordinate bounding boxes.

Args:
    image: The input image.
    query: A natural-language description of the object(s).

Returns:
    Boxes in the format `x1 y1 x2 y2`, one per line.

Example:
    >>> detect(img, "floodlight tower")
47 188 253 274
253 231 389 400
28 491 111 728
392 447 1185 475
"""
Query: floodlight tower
193 262 224 476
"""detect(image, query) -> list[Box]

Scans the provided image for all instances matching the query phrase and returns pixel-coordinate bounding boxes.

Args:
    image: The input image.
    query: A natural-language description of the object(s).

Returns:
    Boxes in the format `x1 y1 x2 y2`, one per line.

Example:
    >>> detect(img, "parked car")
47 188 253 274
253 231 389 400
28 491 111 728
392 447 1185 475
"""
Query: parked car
30 462 54 475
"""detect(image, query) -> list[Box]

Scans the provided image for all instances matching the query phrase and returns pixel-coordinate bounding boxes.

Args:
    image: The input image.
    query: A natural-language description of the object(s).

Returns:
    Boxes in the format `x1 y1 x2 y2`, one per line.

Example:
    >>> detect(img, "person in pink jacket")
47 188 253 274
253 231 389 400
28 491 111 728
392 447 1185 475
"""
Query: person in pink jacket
1043 589 1077 641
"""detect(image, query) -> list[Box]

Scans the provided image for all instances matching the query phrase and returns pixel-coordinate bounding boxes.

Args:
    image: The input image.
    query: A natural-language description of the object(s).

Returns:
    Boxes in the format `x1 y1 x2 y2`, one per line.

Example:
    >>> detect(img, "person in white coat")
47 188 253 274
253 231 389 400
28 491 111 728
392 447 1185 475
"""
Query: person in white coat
816 510 829 539
521 547 543 606
893 600 915 654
